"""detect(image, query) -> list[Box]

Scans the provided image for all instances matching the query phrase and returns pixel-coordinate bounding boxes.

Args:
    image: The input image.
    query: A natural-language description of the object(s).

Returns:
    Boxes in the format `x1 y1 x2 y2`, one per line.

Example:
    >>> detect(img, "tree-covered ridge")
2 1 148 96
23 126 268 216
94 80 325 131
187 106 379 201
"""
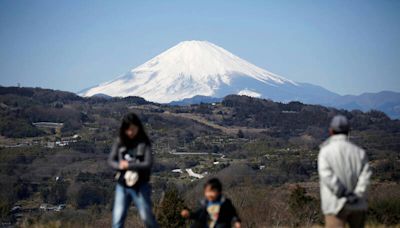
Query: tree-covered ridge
0 86 399 226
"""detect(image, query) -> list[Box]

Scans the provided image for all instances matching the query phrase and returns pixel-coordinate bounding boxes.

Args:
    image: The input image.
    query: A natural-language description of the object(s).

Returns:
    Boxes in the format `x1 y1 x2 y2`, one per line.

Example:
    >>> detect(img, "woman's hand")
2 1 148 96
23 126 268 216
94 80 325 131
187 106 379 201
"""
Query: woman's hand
180 209 190 218
119 160 129 170
234 222 241 228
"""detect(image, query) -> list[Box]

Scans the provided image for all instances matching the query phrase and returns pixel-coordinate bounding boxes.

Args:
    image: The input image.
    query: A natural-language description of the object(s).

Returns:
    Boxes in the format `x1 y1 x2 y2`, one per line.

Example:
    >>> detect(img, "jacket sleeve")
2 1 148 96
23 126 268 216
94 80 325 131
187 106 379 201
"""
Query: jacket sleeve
188 200 207 221
318 149 346 198
189 208 204 220
227 199 241 223
108 140 120 170
127 145 153 170
353 151 372 198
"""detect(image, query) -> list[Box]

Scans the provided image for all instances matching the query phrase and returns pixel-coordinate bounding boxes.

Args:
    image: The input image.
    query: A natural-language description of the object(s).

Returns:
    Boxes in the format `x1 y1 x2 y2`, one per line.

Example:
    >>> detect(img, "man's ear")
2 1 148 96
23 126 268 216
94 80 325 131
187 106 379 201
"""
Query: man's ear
328 128 334 136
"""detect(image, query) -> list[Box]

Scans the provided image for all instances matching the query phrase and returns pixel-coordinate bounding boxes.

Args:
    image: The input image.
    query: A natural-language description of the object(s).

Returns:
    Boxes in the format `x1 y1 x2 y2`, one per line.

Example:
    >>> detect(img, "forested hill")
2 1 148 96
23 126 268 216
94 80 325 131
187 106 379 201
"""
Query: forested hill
220 95 399 136
0 86 399 140
0 86 399 226
0 86 150 138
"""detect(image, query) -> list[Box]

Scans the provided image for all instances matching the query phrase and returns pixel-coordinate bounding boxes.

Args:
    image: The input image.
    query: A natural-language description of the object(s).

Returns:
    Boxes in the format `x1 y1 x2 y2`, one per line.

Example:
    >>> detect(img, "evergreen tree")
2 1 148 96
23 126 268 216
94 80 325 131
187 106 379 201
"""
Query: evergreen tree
237 129 244 138
157 188 186 228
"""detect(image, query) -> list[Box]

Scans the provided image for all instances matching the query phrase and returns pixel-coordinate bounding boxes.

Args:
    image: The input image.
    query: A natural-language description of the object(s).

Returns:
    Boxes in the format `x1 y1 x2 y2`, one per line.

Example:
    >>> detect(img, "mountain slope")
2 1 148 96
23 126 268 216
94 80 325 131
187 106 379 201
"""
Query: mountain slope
330 91 400 119
79 40 338 104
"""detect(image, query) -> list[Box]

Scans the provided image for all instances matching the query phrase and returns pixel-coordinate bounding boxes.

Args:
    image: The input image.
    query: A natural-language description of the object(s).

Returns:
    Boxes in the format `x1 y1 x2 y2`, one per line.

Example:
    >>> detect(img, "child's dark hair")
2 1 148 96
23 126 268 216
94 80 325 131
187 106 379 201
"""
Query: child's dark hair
204 178 222 192
119 113 151 147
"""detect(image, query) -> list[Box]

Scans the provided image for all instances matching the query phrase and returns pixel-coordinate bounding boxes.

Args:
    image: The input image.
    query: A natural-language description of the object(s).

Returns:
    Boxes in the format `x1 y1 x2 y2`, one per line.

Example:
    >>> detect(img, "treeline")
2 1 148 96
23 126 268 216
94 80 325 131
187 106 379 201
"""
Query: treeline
219 95 400 138
0 86 152 138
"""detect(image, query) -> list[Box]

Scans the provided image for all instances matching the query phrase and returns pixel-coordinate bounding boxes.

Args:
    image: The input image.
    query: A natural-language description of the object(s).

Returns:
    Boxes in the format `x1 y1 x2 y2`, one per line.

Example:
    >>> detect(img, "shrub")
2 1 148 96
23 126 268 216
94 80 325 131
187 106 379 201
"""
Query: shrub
0 117 44 138
157 188 186 228
0 199 11 220
288 185 321 226
368 196 400 225
41 181 69 204
75 185 107 209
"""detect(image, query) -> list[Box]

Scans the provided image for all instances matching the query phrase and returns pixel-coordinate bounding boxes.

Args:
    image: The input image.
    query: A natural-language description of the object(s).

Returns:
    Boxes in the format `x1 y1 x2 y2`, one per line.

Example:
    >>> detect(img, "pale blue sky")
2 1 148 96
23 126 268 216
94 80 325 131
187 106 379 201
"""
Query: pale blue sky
0 0 399 95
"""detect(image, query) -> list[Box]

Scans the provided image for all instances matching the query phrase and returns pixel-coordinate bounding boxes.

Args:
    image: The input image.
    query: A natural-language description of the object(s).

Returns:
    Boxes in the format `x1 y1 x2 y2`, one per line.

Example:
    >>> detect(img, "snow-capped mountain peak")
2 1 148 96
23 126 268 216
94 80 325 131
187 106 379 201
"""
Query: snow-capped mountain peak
79 40 336 104
131 40 295 86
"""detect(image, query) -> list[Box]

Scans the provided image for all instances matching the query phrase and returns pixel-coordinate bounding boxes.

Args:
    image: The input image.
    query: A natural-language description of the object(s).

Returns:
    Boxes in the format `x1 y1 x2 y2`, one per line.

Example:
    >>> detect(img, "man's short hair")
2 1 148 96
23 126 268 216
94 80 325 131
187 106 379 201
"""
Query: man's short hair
330 115 350 135
204 178 222 192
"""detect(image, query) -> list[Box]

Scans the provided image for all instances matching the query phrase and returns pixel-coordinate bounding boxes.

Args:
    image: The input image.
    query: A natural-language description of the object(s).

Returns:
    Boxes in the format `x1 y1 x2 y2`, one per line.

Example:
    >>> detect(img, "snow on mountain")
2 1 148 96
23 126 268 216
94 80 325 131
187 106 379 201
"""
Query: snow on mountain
238 89 261 98
79 40 338 104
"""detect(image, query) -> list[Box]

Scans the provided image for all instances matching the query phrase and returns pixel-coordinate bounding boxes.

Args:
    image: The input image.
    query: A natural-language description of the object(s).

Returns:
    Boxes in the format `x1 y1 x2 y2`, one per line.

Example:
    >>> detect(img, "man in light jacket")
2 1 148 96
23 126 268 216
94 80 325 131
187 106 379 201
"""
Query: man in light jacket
318 115 372 228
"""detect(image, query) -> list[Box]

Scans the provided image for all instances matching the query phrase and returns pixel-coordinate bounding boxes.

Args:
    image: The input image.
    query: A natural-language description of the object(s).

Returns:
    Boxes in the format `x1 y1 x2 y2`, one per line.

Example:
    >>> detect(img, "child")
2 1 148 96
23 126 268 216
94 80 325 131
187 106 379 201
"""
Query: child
181 178 241 228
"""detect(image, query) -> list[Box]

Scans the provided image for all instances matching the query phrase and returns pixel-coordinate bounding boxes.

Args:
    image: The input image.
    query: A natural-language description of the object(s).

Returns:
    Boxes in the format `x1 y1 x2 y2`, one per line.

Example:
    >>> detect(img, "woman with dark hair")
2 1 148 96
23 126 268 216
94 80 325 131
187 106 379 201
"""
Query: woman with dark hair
108 113 158 228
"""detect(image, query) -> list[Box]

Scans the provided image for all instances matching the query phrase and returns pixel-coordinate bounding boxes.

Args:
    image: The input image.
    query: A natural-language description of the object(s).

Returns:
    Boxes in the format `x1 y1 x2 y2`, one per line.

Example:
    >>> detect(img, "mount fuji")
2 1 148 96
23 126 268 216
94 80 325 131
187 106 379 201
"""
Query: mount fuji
79 40 339 104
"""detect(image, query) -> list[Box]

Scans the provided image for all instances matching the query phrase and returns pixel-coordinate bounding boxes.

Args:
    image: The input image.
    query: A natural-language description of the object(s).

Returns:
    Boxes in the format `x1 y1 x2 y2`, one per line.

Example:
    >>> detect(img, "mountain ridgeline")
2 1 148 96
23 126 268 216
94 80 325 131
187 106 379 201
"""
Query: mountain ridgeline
221 95 399 135
78 40 400 119
0 86 399 140
80 40 324 103
0 86 150 138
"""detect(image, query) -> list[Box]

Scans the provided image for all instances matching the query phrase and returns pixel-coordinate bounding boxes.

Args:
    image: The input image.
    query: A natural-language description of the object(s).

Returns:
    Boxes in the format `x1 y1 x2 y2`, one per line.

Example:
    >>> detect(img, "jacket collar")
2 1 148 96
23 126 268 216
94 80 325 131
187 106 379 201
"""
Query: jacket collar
200 195 226 206
320 134 348 148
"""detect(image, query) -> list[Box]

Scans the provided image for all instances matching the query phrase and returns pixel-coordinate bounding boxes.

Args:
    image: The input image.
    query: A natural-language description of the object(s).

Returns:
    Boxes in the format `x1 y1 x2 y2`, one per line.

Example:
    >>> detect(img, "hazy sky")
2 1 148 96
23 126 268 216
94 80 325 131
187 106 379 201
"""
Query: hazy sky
0 0 399 95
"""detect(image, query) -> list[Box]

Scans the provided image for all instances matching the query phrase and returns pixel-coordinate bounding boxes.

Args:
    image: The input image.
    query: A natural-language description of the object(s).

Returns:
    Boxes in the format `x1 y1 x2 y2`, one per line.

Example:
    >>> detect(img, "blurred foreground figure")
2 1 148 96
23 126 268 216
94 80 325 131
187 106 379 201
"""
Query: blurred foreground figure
108 113 158 228
181 178 241 228
318 115 372 228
